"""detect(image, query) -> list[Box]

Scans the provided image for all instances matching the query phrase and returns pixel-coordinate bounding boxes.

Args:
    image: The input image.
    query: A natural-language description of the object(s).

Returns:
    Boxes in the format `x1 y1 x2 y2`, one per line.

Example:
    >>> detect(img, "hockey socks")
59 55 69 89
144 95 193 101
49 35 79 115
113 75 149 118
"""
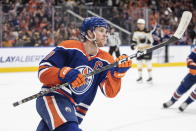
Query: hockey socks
163 91 182 108
179 90 196 112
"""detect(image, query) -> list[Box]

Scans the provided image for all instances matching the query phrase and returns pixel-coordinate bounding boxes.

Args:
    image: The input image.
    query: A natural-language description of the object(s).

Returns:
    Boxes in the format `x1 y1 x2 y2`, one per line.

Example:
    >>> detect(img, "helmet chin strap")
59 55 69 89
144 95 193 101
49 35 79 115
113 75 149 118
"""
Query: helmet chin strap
85 31 99 47
85 31 99 55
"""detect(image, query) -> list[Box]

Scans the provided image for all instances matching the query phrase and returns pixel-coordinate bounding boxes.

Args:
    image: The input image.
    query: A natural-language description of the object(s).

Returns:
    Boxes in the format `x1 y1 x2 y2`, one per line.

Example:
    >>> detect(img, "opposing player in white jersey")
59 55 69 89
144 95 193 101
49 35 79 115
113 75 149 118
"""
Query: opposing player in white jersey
130 18 154 83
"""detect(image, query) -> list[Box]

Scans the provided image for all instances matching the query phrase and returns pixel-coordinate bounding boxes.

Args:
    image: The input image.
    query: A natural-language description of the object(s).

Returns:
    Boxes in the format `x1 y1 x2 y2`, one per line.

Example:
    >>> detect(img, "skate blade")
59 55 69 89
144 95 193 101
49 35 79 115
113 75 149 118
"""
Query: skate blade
147 81 153 85
137 81 143 84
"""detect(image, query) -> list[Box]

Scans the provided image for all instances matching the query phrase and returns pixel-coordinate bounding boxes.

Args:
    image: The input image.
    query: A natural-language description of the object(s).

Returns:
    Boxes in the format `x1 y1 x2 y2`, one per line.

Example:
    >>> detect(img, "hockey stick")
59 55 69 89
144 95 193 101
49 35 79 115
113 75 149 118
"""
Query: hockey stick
13 11 192 107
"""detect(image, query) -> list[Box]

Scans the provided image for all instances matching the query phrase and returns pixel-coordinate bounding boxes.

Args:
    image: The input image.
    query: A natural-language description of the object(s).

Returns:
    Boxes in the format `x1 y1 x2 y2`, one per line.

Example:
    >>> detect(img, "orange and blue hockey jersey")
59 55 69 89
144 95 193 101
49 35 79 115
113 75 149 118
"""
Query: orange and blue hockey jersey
38 40 122 123
187 46 196 75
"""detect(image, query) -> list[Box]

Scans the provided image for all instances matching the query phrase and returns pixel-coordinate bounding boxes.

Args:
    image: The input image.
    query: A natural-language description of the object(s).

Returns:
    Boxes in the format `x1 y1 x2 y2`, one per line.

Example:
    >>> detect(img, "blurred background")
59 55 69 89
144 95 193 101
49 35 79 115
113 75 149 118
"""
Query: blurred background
0 0 195 47
0 1 196 131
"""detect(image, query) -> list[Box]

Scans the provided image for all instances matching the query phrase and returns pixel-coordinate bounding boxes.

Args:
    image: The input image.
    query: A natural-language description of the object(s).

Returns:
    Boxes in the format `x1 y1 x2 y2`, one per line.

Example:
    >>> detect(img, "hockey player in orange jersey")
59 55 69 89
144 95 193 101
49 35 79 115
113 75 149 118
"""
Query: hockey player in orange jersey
36 17 132 131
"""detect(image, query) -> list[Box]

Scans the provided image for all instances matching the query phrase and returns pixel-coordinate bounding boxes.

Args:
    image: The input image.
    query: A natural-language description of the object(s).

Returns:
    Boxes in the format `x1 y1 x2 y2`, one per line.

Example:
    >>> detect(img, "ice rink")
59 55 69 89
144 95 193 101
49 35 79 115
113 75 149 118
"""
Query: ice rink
0 66 196 131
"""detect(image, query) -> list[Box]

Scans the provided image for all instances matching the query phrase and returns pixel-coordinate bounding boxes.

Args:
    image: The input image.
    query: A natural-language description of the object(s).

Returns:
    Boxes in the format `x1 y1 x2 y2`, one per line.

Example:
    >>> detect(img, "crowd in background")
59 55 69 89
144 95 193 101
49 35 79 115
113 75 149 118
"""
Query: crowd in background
1 0 196 47
2 0 81 47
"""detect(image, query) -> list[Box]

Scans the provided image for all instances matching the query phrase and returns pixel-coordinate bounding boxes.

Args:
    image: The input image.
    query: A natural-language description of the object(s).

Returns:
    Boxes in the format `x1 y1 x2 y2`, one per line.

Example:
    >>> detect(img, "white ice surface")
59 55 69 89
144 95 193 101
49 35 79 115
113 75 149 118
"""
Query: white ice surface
0 67 196 131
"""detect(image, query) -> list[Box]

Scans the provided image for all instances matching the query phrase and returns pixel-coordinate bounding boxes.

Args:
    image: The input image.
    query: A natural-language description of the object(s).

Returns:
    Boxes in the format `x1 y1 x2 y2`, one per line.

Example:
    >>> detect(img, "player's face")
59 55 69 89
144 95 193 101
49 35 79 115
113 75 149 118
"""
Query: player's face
94 27 108 47
137 23 145 30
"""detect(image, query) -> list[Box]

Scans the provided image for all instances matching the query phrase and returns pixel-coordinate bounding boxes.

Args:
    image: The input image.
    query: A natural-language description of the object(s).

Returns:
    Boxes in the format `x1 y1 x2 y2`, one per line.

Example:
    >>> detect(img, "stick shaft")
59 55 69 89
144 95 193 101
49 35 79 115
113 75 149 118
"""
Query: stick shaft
12 36 179 107
13 11 192 107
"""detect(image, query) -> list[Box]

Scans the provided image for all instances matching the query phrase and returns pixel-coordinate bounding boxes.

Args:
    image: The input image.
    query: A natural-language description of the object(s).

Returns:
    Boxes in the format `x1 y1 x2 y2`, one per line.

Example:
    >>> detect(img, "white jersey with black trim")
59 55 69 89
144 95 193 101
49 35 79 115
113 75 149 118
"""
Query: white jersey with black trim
132 29 154 51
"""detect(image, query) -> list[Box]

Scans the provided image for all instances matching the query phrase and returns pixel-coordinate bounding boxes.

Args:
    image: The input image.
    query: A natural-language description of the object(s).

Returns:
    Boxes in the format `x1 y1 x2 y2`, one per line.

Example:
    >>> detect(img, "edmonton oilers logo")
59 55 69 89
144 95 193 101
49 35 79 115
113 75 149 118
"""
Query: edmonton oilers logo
69 65 94 95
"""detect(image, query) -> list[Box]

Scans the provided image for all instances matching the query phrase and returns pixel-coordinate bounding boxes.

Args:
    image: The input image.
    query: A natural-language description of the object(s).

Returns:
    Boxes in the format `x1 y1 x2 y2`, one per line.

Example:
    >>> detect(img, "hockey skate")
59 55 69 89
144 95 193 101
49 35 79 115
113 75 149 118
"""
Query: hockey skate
163 100 174 108
146 77 153 84
178 102 188 112
136 77 143 83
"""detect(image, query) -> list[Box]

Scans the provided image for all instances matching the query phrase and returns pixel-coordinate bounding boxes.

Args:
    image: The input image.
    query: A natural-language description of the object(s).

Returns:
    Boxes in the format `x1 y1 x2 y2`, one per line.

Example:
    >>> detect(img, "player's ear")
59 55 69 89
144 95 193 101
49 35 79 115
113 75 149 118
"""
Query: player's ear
87 30 94 38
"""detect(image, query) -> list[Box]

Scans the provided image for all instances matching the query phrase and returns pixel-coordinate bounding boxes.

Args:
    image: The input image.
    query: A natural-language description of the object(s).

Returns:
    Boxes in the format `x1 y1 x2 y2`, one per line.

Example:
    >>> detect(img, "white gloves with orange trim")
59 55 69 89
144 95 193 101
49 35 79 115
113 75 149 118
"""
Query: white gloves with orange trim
59 67 86 88
112 55 132 78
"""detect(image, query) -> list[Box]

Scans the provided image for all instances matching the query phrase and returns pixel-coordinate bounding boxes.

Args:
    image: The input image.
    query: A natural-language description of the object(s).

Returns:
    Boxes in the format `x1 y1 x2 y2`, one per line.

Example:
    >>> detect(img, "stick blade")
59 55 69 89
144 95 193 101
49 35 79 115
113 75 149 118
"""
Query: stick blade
173 11 192 39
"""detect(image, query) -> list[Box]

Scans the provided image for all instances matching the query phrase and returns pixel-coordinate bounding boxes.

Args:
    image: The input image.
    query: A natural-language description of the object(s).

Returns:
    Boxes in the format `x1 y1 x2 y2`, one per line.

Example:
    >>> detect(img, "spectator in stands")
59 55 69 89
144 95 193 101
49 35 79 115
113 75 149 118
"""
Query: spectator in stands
1 0 195 47
67 22 80 40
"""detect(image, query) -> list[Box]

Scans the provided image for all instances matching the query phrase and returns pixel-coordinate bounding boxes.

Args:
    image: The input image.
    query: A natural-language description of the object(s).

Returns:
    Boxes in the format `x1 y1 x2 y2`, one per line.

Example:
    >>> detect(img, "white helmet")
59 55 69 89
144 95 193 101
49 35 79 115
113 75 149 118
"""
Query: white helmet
137 18 145 24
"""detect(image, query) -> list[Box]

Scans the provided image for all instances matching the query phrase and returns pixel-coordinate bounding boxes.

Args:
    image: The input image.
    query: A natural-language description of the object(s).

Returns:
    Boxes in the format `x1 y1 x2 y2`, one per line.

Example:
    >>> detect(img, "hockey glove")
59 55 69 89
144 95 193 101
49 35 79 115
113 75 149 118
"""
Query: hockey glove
112 55 132 78
59 67 86 88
